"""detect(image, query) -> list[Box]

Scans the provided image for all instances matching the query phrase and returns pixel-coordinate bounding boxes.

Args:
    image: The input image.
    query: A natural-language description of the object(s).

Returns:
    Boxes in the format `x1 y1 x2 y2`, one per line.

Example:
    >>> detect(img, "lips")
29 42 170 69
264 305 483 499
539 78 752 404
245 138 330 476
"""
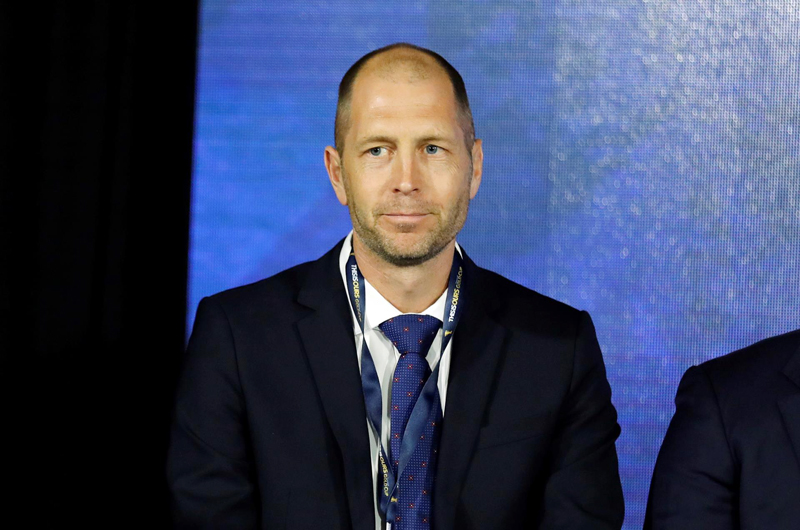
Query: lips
384 213 428 216
383 212 430 219
381 212 431 226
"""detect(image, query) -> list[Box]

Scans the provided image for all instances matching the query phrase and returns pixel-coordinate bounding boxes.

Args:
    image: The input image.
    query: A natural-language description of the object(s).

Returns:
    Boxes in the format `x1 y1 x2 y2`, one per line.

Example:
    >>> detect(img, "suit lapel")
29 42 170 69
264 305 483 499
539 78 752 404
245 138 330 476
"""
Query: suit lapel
296 243 374 530
434 255 508 529
779 345 800 470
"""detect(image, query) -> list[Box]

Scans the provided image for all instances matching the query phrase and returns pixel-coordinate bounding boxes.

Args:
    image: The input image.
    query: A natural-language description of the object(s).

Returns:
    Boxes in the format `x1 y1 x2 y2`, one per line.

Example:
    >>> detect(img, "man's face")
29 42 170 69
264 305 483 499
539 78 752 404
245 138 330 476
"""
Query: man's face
326 65 482 267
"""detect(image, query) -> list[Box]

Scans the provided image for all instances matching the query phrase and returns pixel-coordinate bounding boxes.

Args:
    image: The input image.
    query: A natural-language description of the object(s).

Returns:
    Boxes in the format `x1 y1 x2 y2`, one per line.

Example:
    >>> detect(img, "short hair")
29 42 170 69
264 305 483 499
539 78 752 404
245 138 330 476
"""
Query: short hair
334 43 475 156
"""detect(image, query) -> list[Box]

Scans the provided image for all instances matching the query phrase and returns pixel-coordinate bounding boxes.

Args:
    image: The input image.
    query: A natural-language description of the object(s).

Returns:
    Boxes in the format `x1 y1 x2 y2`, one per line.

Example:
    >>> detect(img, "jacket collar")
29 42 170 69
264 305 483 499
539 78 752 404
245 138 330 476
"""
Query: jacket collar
433 250 508 529
296 239 375 530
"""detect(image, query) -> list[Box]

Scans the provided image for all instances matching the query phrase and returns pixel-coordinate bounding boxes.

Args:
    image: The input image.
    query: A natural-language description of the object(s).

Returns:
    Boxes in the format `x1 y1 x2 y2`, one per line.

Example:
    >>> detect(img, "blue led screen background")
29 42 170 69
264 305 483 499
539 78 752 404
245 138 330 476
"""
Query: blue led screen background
190 1 800 526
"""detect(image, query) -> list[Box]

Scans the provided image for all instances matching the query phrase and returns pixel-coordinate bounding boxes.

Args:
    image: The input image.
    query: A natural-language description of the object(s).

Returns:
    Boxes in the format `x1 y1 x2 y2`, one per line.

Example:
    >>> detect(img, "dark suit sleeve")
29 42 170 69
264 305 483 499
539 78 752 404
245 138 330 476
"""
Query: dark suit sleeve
166 297 259 528
539 311 624 529
644 365 737 530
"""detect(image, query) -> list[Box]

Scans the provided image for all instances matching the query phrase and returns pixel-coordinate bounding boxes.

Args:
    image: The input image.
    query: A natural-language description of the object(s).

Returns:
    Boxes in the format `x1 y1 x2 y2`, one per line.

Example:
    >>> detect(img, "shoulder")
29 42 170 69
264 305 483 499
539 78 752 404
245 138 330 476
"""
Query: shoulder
206 259 316 311
199 240 344 320
191 258 328 339
473 266 587 338
698 328 800 384
687 329 800 416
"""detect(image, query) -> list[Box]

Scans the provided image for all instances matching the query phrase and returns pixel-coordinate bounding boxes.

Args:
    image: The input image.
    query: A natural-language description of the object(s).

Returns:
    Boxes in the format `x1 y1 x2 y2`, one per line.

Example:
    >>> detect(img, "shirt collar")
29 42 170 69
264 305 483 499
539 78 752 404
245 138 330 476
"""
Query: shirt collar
339 231 459 333
364 276 446 332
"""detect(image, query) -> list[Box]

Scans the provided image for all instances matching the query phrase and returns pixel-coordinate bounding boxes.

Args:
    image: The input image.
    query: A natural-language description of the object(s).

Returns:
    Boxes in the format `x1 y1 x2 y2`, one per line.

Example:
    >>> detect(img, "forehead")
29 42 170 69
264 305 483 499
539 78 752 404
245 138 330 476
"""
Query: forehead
347 67 460 137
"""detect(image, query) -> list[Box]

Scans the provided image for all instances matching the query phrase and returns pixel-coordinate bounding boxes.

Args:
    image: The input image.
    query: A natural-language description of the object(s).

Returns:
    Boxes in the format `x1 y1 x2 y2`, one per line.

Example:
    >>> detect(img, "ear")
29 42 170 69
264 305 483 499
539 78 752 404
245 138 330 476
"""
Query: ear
469 139 483 199
325 145 348 206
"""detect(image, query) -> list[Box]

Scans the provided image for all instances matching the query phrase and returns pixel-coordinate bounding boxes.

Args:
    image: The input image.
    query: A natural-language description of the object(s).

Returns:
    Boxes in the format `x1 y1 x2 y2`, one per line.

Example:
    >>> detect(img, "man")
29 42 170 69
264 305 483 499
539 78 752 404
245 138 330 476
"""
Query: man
168 43 623 529
646 328 800 529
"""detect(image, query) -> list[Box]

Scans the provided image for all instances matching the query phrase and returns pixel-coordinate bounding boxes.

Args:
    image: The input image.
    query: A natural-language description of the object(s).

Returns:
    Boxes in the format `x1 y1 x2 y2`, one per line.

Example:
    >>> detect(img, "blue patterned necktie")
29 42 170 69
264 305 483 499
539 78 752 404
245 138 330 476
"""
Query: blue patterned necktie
379 314 443 529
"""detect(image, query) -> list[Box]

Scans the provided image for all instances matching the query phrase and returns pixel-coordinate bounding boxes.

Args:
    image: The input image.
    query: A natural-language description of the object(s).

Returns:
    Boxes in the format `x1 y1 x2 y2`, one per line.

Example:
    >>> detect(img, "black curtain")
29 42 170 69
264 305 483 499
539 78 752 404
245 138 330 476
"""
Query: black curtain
1 3 198 525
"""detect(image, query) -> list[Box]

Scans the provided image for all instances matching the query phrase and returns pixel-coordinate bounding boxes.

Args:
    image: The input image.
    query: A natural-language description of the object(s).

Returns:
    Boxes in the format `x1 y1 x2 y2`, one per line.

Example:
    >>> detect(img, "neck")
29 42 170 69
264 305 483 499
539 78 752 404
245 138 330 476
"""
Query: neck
352 234 455 314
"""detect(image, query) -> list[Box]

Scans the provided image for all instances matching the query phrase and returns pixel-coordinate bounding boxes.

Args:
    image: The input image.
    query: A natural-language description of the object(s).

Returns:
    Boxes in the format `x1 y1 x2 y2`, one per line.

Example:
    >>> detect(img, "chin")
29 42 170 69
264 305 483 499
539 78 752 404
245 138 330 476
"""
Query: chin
378 236 451 267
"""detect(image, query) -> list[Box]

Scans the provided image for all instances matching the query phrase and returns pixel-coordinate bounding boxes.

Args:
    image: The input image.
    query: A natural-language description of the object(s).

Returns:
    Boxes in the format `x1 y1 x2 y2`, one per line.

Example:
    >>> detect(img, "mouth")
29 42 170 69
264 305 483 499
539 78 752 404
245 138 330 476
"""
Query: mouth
382 213 430 222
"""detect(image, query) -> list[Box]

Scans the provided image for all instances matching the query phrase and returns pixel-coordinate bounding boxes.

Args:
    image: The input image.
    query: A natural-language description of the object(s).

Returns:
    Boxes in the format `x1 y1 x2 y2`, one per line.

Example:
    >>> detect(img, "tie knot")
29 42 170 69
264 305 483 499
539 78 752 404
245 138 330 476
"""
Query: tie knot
379 314 442 357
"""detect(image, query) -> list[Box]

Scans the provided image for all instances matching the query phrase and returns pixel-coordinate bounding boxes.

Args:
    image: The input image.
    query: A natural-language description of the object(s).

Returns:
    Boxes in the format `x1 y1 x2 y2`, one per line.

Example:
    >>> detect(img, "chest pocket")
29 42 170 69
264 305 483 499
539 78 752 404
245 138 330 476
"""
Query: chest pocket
475 416 551 451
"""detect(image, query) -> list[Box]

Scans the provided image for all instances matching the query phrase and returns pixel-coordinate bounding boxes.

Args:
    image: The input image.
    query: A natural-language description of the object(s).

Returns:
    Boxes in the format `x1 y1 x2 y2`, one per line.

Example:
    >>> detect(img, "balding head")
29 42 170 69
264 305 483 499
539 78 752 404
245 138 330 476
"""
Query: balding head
334 43 475 157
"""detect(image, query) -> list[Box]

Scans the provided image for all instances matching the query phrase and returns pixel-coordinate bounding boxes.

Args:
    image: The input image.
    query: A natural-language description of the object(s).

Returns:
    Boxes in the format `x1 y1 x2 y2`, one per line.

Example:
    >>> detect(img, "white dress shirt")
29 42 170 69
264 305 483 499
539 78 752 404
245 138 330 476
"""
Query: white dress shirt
338 232 458 530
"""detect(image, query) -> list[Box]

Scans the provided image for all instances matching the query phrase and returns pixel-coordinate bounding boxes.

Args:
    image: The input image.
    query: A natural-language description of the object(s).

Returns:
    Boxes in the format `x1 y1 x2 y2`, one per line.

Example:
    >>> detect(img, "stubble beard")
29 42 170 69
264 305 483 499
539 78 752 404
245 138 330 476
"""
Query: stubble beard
342 167 472 268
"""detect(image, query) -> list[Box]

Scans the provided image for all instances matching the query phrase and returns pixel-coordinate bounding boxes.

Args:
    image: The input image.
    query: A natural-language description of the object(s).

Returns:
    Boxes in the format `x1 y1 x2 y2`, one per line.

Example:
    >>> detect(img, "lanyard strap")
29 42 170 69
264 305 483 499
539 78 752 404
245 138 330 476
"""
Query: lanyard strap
345 245 465 520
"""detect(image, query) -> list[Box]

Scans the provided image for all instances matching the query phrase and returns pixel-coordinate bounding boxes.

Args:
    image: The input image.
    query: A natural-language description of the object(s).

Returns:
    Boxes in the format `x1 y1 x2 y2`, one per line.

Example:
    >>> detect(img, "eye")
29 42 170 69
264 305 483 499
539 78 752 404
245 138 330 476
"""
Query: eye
368 147 384 156
425 145 440 154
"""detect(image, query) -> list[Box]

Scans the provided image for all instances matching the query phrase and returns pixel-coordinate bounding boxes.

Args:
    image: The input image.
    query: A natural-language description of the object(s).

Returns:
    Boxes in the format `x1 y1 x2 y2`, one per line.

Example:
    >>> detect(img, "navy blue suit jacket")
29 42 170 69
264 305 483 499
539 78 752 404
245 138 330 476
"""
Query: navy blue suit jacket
646 329 800 529
167 241 624 529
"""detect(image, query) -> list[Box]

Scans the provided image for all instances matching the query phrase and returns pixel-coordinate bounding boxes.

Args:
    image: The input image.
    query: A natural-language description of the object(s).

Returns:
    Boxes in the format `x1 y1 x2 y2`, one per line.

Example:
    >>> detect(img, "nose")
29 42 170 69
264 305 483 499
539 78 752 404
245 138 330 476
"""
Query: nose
392 151 421 194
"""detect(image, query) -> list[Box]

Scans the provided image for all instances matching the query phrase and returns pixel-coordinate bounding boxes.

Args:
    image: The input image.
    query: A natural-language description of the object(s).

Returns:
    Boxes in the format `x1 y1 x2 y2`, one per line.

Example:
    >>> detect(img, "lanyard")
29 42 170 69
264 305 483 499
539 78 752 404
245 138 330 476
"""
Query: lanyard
345 244 465 522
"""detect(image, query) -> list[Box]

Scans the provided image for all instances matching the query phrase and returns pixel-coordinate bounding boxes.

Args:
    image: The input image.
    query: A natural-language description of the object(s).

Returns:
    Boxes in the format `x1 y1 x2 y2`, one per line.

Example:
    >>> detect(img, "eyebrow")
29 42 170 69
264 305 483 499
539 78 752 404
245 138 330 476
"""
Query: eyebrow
417 135 453 145
356 135 396 149
355 134 454 149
